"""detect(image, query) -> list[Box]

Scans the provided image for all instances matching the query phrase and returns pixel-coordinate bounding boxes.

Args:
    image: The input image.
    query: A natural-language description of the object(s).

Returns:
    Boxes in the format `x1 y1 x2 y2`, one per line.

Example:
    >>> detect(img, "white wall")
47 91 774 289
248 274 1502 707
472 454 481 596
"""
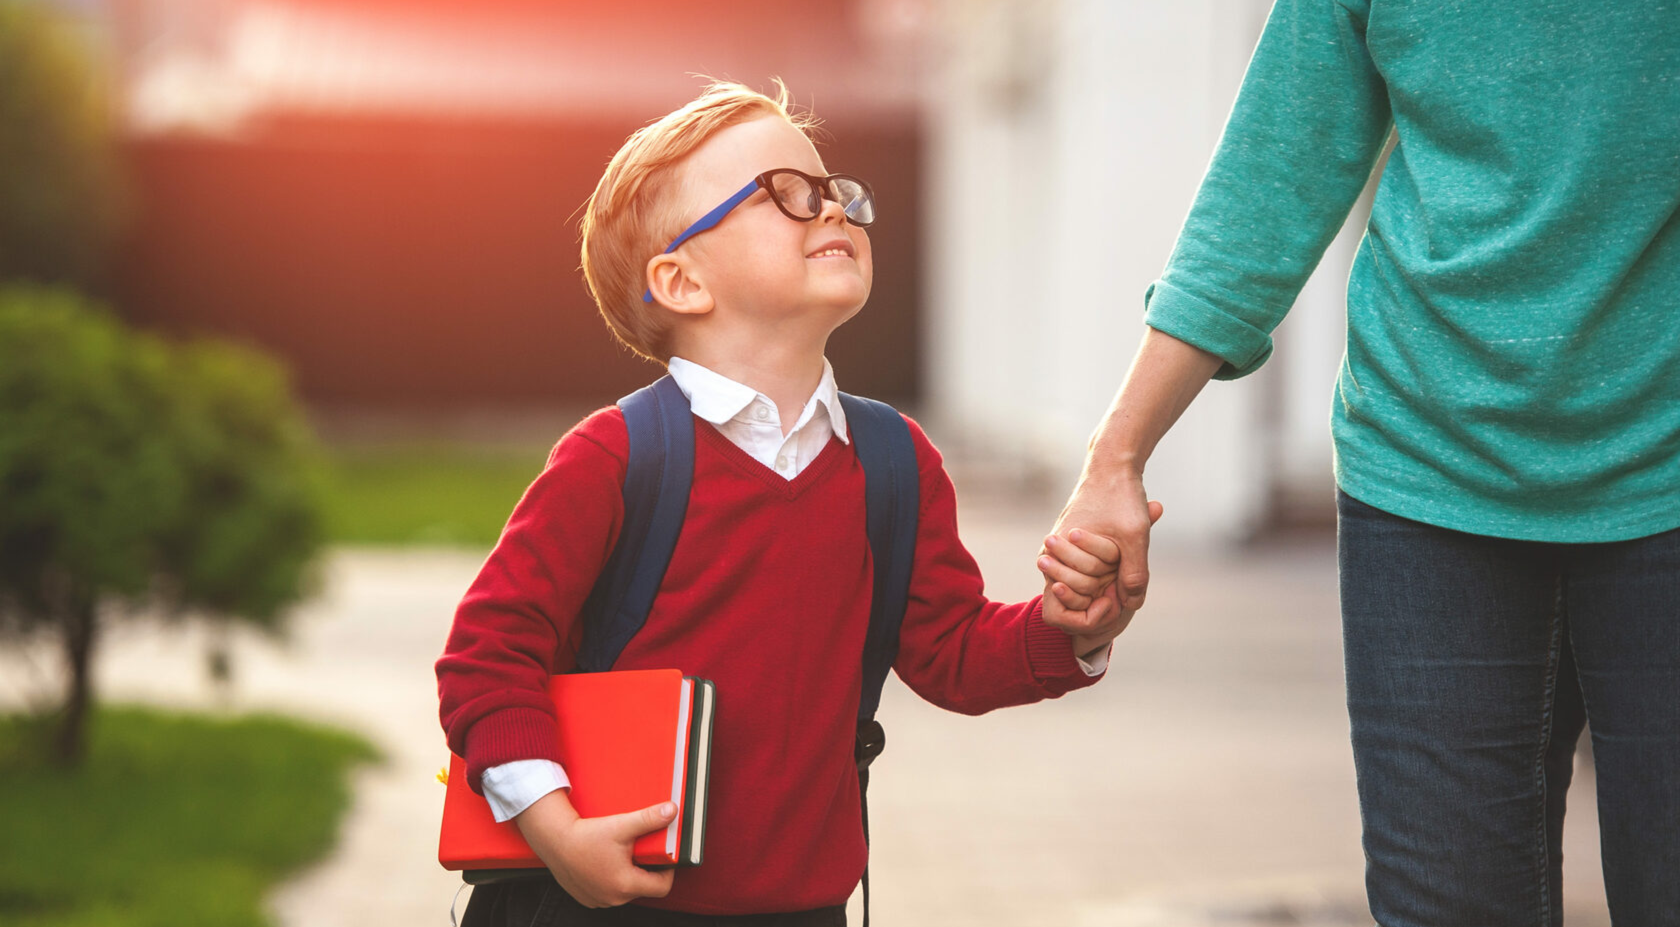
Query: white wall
927 0 1358 543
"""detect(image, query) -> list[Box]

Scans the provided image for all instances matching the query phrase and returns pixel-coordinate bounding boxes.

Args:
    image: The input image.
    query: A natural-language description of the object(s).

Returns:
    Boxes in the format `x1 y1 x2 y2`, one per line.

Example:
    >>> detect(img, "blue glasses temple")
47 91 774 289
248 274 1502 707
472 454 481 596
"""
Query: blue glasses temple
641 180 760 304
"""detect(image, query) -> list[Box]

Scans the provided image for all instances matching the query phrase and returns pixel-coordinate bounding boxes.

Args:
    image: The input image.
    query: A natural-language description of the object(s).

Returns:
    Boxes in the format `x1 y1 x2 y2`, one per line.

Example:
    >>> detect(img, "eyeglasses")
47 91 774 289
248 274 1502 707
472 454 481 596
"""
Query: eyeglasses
641 169 876 303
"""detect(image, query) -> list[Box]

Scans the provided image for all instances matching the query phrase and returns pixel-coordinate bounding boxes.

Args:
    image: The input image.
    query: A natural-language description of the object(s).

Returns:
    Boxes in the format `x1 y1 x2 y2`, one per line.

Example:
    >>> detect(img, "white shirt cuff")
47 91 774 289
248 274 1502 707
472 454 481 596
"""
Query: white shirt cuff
1076 644 1111 676
480 759 570 823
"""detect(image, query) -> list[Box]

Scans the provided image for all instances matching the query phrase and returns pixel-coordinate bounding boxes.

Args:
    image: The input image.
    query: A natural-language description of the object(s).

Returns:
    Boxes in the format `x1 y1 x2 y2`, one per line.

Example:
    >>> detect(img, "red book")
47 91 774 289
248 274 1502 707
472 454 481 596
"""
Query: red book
438 669 716 876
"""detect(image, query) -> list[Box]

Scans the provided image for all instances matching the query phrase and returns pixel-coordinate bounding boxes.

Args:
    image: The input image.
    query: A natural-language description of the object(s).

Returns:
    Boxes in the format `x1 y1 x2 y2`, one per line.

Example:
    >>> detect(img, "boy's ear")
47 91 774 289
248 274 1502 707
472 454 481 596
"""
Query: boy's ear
646 254 714 317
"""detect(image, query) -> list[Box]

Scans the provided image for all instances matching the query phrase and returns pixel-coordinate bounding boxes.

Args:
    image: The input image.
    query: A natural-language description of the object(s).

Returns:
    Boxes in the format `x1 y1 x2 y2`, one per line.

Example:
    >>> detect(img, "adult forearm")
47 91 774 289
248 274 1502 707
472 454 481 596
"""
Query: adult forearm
1083 326 1223 481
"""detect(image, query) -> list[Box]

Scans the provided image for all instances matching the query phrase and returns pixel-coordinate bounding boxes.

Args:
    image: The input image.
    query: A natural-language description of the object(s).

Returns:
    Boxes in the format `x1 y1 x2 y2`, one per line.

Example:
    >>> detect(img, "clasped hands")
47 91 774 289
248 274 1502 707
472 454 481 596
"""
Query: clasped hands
1038 469 1163 658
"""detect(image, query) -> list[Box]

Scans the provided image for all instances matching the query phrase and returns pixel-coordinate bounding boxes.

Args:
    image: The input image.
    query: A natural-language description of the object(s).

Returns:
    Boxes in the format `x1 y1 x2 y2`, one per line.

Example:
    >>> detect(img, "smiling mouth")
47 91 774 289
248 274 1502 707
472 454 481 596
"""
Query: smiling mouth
807 242 854 259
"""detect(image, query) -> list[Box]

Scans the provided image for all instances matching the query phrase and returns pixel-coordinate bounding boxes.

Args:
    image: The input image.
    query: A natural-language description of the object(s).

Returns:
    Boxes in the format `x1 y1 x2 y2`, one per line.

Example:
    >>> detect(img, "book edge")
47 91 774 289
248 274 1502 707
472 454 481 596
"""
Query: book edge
683 678 716 866
665 677 693 861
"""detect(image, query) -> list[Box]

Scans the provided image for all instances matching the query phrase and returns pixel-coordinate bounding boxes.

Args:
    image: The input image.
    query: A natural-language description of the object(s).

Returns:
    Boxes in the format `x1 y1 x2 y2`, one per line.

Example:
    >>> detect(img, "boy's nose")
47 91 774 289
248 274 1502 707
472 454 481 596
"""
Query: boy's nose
816 196 849 225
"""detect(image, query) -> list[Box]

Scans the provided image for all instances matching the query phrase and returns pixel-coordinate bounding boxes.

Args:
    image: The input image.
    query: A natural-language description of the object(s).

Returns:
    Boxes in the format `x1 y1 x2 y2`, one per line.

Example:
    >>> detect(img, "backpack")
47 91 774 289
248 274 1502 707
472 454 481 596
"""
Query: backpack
573 374 917 925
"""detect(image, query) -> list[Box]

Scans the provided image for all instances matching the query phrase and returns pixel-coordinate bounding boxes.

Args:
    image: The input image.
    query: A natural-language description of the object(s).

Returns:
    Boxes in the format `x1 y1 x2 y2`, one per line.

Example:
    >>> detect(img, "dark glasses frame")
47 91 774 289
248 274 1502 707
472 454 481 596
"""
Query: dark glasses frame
641 169 876 303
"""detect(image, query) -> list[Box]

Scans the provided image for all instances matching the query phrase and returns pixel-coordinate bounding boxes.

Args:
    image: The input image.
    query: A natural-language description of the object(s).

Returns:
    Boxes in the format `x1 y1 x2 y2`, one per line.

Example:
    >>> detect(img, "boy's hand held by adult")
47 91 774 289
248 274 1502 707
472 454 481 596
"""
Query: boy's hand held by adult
1069 579 1127 659
1037 530 1120 601
1040 475 1163 650
514 790 677 908
1052 468 1159 611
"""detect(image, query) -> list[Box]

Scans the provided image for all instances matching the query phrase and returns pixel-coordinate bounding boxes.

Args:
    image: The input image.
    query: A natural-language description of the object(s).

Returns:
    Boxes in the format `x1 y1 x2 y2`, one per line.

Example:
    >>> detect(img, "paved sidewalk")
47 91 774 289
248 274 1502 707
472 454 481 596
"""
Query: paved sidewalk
1 495 1612 926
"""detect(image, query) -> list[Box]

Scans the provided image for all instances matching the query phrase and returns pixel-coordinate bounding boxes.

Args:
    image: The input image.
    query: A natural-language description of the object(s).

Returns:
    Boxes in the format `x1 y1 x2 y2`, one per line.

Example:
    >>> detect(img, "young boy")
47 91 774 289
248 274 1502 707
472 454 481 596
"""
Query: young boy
436 80 1125 926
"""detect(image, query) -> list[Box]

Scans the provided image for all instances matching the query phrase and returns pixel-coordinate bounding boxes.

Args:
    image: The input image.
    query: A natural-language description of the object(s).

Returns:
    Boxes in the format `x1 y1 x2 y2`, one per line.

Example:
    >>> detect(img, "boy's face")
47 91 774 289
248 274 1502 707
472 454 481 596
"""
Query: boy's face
662 115 873 328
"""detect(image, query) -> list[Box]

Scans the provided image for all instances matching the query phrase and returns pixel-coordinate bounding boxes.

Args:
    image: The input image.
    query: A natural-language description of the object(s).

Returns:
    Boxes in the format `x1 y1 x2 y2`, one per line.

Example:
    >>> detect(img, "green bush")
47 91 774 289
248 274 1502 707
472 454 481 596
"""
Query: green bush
0 287 327 763
0 287 181 606
160 338 328 629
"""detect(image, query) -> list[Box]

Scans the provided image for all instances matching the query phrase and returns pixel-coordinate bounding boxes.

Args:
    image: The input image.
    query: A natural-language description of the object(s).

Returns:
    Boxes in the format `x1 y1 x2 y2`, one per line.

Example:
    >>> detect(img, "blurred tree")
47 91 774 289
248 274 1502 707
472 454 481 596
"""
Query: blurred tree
156 338 328 687
0 0 127 290
0 287 327 765
0 287 180 763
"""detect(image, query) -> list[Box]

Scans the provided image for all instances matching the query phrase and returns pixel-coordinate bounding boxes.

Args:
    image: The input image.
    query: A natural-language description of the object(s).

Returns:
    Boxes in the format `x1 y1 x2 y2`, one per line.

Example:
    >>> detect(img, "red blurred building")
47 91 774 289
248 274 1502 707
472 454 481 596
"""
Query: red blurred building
109 0 931 408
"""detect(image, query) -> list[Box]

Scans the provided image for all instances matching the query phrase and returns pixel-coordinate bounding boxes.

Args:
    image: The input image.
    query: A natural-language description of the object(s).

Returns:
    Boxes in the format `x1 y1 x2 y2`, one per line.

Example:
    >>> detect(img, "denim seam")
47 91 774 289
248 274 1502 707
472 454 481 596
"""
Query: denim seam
1533 575 1566 927
1559 571 1596 766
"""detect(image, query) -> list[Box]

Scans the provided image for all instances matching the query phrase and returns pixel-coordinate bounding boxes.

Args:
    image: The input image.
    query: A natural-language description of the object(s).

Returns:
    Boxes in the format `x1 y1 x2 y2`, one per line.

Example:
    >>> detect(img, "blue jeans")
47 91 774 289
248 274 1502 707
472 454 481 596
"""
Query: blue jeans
1337 491 1680 927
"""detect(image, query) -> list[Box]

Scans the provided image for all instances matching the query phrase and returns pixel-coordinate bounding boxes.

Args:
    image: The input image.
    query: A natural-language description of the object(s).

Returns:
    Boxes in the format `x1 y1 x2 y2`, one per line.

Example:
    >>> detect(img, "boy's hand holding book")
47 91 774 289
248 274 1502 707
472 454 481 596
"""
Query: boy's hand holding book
515 789 678 908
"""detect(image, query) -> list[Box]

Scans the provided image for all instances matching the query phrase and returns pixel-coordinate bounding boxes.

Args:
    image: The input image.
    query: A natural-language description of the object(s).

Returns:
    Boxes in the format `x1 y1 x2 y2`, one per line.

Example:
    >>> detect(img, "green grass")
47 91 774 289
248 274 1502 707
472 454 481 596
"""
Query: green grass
0 705 379 927
322 442 548 547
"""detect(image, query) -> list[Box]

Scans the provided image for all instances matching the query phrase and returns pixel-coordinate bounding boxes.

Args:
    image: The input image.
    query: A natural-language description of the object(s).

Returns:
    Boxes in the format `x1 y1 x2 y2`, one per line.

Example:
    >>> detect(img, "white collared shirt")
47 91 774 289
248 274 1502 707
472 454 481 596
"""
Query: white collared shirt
480 358 1102 822
665 356 848 480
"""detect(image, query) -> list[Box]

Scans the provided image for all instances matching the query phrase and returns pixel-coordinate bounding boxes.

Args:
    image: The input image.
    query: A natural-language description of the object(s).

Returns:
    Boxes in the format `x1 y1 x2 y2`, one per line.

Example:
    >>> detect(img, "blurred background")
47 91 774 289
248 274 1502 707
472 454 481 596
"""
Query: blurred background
54 0 1346 542
0 1 1610 925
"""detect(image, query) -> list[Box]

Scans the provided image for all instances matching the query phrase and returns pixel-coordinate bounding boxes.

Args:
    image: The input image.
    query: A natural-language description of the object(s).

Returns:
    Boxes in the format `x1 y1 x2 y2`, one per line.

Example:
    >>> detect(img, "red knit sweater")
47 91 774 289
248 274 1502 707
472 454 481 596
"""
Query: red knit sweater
436 408 1101 914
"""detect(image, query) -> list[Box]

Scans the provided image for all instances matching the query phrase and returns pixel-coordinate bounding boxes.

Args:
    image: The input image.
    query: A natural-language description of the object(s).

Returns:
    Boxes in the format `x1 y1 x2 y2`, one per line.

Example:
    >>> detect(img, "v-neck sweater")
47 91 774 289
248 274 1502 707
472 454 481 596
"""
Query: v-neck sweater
437 407 1097 915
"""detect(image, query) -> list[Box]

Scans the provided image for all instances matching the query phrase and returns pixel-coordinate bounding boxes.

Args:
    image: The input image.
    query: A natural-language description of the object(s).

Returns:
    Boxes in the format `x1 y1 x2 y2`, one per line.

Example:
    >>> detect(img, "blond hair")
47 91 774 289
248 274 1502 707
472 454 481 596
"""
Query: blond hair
579 79 818 362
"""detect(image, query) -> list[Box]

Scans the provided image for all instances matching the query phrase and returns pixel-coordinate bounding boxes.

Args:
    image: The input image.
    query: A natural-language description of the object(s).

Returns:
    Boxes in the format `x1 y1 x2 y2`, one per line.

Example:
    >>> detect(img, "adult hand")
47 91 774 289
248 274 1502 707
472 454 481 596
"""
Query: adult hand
1040 465 1162 647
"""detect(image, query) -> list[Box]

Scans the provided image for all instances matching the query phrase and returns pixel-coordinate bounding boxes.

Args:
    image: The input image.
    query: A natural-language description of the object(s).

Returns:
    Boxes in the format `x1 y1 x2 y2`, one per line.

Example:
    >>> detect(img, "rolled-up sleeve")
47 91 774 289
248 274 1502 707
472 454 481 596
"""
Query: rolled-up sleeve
1145 0 1393 379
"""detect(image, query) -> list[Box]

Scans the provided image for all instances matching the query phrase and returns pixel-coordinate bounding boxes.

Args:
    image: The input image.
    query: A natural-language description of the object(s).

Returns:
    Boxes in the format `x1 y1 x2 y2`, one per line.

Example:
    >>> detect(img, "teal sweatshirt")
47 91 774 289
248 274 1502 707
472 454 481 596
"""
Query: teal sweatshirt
1144 0 1680 542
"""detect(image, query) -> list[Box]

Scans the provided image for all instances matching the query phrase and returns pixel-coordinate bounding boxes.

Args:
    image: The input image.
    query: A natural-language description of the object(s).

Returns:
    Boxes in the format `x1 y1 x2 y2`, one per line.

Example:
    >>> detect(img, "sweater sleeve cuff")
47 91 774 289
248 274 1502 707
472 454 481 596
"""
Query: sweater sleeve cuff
464 706 562 794
1143 279 1275 380
1023 599 1104 696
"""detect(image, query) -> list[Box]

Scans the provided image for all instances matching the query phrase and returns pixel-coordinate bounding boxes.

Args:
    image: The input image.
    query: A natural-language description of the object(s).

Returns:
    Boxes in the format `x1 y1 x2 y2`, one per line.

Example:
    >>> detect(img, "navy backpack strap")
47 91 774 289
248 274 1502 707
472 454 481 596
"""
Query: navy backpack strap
839 392 919 927
839 392 920 727
575 375 694 673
